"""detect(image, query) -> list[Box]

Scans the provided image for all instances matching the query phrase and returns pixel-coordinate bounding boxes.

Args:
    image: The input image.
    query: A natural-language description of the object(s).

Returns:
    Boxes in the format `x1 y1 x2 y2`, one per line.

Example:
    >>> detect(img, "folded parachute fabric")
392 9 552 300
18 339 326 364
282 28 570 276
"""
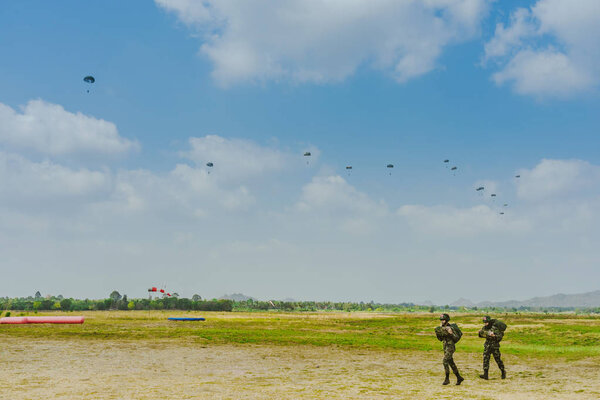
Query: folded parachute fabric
0 316 85 324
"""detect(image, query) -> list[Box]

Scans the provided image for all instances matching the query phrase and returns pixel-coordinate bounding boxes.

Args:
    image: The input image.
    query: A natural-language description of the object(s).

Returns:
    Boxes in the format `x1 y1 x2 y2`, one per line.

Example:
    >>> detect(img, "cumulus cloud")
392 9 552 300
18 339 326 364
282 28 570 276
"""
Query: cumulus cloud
397 204 530 236
294 175 388 235
484 0 600 98
181 135 299 182
0 100 139 156
0 151 111 203
296 175 386 215
516 159 600 201
156 0 491 86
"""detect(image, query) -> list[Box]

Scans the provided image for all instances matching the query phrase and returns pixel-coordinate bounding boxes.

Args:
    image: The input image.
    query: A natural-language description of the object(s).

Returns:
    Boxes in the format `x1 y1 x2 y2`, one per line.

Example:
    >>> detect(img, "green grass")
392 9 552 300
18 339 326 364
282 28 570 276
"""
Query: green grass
2 311 600 360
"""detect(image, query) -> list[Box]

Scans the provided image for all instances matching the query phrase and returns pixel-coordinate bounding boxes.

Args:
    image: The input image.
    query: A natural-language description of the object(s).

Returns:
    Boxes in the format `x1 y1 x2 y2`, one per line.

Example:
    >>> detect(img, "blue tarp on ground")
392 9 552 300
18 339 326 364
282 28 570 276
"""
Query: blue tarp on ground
168 317 206 321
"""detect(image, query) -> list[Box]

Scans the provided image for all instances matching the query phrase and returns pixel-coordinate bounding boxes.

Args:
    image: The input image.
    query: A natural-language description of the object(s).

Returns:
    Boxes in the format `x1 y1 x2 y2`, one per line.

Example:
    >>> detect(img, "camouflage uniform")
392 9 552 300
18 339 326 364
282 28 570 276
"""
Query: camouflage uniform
479 319 505 377
435 314 463 385
440 327 460 376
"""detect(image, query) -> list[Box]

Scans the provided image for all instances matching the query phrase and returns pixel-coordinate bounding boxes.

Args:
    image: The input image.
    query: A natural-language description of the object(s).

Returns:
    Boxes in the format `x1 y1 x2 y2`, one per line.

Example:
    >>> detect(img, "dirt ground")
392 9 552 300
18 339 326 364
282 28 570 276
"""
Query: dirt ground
1 337 599 400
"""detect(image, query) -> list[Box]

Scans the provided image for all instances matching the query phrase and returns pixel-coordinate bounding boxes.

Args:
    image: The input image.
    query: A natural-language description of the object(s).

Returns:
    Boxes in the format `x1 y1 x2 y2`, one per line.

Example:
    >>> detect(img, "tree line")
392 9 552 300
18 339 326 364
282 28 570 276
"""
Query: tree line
1 293 599 314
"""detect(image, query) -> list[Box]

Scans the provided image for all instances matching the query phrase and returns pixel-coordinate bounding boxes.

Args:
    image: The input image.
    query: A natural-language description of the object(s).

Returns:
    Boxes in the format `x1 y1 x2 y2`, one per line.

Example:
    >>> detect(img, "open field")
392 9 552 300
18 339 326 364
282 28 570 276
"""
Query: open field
1 311 600 399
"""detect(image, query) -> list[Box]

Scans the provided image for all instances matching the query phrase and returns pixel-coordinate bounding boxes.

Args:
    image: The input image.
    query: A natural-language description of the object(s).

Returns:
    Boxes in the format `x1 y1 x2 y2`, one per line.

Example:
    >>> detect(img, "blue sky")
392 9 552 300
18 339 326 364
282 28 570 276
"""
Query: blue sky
1 0 599 303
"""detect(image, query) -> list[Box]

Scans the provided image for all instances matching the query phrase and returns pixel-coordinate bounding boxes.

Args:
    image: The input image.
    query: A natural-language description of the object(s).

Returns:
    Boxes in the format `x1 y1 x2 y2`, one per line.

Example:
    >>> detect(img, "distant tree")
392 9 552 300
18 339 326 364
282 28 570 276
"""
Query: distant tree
429 306 435 313
56 294 64 300
109 291 122 301
192 294 202 302
34 291 42 299
60 298 72 311
53 301 61 310
127 301 135 310
41 299 53 310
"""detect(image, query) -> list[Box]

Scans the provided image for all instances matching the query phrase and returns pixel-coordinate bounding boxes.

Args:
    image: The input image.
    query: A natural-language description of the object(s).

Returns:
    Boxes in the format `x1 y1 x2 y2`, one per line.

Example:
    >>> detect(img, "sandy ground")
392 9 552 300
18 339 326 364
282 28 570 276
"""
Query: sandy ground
1 337 599 400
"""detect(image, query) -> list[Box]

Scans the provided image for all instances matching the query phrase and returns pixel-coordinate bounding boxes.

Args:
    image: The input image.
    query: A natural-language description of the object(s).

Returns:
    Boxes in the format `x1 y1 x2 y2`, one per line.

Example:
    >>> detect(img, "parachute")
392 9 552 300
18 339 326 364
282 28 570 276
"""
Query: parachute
83 75 95 93
499 212 505 215
387 164 394 175
503 203 508 207
451 166 457 171
476 187 484 191
515 175 520 178
304 152 311 165
443 160 449 163
491 194 496 197
206 162 213 167
346 166 353 170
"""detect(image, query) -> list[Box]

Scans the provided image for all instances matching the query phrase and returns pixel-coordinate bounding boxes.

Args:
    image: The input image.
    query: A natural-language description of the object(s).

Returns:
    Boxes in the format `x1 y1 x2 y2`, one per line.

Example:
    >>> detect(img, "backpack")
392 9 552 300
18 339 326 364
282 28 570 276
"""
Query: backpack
450 323 462 342
493 320 507 332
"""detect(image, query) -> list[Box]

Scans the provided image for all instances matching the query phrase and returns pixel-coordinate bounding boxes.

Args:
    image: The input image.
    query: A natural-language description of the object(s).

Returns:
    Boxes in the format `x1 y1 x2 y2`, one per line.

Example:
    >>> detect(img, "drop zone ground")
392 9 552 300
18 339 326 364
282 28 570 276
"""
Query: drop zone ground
1 311 599 399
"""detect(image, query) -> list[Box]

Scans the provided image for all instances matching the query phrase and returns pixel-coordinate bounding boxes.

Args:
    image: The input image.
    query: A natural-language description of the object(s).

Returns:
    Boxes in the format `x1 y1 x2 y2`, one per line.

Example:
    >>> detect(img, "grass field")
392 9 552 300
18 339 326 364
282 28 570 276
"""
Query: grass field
2 311 600 399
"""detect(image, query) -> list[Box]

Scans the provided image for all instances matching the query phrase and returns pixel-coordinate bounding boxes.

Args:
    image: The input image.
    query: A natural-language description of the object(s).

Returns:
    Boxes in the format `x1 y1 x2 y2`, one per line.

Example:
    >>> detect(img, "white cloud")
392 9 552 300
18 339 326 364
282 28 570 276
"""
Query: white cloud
397 204 530 236
295 175 388 235
0 100 139 155
296 175 386 215
156 0 491 86
181 135 298 182
516 159 600 201
0 151 111 203
484 0 600 98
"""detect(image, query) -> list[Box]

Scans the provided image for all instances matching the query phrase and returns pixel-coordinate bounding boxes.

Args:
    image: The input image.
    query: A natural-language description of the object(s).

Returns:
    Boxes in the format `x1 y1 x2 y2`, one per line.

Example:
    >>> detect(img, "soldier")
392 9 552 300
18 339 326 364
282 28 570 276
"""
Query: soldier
435 313 464 385
478 315 506 380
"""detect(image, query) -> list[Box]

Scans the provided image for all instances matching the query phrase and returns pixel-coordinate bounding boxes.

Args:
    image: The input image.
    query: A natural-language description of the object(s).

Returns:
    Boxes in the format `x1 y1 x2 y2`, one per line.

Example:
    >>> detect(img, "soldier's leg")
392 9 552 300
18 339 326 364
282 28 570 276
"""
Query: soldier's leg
444 349 460 376
493 347 506 378
442 347 452 385
443 356 450 375
480 346 491 379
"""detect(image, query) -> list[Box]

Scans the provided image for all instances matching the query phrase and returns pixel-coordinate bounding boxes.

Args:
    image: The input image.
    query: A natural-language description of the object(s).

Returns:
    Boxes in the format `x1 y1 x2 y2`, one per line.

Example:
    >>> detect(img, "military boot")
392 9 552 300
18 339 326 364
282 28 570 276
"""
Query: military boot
442 374 450 385
479 370 489 380
501 369 506 379
456 375 464 385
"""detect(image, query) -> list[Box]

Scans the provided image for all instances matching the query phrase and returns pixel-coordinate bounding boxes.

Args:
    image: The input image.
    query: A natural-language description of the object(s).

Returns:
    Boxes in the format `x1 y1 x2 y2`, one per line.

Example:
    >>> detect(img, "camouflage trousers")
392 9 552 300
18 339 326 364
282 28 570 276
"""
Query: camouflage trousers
443 343 460 376
483 343 505 371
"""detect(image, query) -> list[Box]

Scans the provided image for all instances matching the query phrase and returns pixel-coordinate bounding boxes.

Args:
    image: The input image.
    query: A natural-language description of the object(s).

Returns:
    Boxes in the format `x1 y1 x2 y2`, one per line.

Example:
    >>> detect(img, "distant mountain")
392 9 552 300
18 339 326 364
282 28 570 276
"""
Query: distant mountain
219 293 257 301
451 290 600 309
417 300 434 306
450 298 476 307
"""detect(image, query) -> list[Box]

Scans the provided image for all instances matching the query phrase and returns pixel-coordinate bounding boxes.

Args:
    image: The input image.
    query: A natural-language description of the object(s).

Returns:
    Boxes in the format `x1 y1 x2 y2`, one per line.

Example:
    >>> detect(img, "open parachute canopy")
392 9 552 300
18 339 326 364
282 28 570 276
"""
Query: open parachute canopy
206 162 213 167
387 164 394 168
515 175 521 178
346 166 353 170
304 152 311 157
451 166 457 171
476 187 484 191
443 159 449 163
491 193 496 197
83 75 95 84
